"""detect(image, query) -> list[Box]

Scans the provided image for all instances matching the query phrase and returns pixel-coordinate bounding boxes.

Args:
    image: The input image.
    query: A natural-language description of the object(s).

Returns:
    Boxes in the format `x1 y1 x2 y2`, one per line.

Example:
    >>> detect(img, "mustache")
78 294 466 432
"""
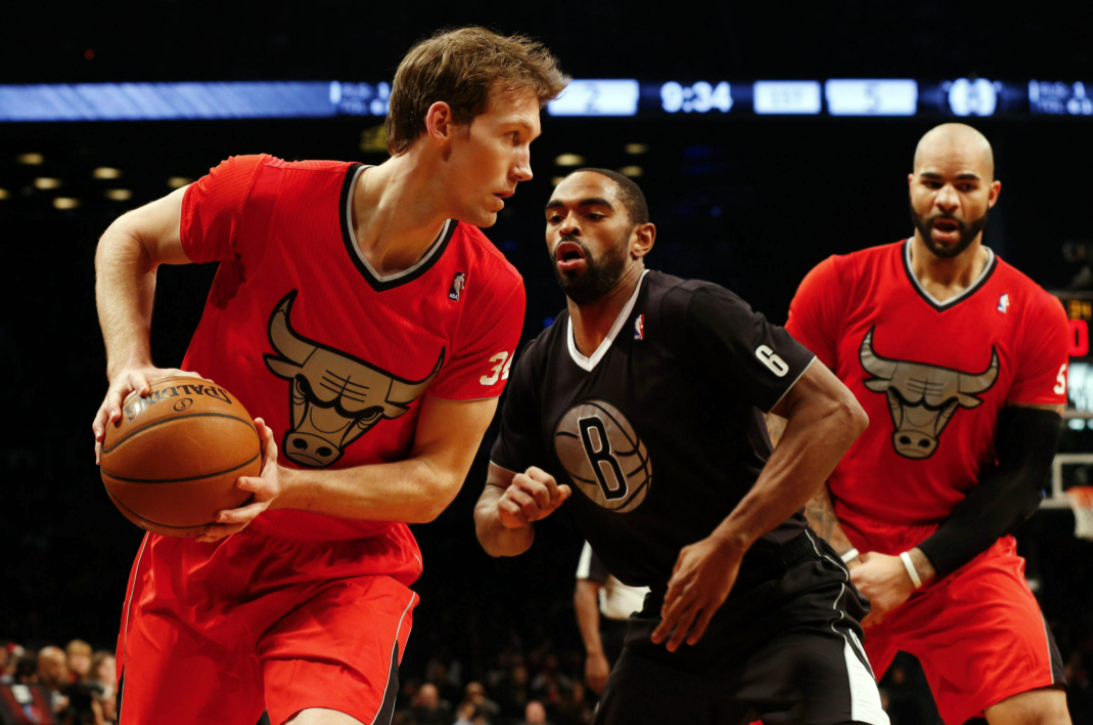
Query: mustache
553 234 591 259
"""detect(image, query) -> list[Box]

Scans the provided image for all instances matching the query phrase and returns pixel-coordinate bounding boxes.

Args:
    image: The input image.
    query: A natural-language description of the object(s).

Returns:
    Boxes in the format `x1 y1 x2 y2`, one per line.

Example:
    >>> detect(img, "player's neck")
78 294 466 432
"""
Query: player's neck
568 263 645 357
909 233 989 303
350 156 452 276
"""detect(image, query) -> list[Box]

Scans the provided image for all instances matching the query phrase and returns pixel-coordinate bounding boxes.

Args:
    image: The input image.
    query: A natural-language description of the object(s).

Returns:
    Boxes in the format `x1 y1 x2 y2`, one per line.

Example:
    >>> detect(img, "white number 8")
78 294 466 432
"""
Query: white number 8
480 351 513 385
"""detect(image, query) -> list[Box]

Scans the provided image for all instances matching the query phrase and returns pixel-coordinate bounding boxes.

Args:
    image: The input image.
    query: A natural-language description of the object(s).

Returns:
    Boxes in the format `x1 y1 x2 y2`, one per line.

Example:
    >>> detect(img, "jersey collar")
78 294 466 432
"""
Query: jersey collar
340 164 456 292
567 270 649 373
902 237 997 312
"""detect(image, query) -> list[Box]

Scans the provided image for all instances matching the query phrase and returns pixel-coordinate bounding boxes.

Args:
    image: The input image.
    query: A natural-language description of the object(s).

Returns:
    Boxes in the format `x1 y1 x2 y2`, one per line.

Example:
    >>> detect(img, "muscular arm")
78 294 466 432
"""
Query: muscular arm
765 413 858 560
713 361 868 553
268 395 500 524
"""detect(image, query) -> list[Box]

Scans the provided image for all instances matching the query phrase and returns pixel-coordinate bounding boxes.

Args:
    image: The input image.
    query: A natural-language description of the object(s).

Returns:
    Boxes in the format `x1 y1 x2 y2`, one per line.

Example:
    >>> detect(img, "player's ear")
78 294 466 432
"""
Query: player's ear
630 223 656 260
424 101 455 147
988 179 1001 208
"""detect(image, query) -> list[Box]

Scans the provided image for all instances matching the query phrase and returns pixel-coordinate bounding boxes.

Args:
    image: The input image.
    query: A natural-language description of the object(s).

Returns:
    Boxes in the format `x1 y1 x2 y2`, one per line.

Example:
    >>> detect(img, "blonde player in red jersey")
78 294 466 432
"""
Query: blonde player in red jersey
90 28 566 725
785 123 1071 725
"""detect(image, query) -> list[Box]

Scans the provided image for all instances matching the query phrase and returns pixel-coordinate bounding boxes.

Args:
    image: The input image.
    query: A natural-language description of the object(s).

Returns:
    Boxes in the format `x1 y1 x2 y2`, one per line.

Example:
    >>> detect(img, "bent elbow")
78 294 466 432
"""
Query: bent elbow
411 475 463 524
832 390 869 439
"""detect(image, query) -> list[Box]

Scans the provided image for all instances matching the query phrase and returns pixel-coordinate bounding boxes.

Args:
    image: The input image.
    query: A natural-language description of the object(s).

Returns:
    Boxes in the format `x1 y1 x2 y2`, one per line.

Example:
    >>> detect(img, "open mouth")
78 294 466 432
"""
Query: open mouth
932 218 960 234
554 240 588 274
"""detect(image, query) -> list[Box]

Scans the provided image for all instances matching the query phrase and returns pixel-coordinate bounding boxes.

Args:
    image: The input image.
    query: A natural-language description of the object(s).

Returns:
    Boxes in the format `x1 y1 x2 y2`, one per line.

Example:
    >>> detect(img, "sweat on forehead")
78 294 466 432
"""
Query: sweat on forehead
913 123 995 180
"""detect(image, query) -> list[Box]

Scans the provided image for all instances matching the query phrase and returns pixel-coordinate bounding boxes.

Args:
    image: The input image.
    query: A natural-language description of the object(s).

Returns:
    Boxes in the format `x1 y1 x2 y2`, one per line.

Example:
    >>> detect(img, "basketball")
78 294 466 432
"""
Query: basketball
553 399 653 513
99 376 262 537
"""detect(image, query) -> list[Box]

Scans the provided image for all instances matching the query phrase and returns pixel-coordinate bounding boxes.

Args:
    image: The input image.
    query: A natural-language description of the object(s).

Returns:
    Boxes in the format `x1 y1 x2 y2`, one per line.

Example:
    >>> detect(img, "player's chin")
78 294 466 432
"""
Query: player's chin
462 208 499 228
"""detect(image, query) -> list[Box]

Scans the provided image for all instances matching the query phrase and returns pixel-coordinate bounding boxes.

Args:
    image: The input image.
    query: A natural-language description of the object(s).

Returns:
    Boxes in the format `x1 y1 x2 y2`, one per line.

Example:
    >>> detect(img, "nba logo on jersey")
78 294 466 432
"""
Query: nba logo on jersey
998 293 1010 313
634 314 645 340
449 272 466 301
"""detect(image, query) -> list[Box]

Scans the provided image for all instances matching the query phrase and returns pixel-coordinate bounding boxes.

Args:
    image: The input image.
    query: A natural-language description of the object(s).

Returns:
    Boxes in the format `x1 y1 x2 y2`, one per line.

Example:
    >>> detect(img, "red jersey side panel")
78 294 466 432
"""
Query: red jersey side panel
179 156 525 539
786 240 1068 553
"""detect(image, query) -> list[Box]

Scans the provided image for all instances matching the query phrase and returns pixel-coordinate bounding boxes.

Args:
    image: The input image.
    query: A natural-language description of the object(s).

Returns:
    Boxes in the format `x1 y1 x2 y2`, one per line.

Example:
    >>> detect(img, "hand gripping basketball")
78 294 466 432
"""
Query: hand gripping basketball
195 418 281 543
92 366 207 464
497 466 572 528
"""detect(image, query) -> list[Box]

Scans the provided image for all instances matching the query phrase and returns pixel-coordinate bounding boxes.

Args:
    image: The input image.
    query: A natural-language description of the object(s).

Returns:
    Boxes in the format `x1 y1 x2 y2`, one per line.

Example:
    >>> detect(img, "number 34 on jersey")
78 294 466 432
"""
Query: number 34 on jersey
480 351 514 385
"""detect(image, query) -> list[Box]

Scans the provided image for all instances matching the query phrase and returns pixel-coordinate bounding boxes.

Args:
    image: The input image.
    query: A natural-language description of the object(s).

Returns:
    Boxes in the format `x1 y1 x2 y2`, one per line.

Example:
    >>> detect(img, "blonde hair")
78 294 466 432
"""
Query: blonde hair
386 27 568 155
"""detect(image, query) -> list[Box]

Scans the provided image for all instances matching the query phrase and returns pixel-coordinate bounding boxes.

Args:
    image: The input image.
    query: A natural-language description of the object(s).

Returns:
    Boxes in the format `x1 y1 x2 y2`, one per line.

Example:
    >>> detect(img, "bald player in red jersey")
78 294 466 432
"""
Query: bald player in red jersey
785 124 1072 725
90 28 566 725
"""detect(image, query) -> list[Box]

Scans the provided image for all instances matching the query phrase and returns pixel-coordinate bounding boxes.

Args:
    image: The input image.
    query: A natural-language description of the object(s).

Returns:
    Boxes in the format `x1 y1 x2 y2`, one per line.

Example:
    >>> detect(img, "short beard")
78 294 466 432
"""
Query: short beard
909 200 988 259
552 235 629 306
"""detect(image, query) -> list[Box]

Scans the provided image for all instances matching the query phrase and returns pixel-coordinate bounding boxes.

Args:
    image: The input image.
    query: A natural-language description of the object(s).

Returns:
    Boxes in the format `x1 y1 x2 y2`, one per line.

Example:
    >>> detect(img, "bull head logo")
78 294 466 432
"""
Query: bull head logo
264 291 444 468
860 327 998 460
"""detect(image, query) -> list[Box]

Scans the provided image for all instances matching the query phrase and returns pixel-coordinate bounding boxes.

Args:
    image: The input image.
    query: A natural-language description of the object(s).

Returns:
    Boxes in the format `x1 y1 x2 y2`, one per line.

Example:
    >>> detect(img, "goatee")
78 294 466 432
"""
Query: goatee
552 236 628 306
909 201 988 259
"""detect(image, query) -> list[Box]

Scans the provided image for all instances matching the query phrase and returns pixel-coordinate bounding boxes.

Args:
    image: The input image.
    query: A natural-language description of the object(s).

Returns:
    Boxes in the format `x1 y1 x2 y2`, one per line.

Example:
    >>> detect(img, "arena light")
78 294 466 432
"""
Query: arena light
93 167 122 179
0 188 9 199
105 189 132 201
167 177 191 188
625 143 649 154
53 197 80 209
17 153 43 165
34 177 62 189
554 154 585 166
552 176 566 186
619 166 643 177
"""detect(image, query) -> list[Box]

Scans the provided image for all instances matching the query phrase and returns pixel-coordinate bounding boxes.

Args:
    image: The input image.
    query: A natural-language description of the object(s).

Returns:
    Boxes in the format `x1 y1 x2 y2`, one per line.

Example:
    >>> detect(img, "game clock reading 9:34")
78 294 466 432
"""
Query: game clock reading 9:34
661 81 733 113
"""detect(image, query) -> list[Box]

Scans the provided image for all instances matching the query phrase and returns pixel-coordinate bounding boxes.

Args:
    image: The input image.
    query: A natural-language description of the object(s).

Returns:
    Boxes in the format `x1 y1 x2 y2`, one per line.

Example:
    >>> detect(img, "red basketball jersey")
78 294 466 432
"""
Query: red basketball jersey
179 154 526 539
786 239 1068 553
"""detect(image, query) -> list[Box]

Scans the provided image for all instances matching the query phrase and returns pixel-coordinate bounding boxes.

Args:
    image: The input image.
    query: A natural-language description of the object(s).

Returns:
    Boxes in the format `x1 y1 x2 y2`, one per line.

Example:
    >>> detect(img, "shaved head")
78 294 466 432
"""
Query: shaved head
913 123 995 181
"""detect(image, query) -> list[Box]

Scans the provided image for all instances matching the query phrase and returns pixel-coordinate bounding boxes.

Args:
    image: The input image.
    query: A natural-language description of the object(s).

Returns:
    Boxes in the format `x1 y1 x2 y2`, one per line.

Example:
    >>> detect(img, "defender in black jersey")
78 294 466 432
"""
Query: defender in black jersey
474 170 888 725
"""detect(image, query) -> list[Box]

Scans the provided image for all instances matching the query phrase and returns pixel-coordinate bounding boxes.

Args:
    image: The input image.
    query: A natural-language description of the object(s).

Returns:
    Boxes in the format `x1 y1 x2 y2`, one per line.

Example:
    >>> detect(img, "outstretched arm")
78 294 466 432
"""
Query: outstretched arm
653 361 868 651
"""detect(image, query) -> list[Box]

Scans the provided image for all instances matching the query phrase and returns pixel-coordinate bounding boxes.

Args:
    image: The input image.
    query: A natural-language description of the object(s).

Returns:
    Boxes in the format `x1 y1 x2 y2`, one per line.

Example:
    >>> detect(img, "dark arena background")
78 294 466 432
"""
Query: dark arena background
3 3 1093 724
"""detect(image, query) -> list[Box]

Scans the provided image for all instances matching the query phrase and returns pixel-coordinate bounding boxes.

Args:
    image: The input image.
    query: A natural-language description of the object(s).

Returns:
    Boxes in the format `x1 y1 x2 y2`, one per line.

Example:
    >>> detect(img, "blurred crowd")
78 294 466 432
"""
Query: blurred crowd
0 639 116 725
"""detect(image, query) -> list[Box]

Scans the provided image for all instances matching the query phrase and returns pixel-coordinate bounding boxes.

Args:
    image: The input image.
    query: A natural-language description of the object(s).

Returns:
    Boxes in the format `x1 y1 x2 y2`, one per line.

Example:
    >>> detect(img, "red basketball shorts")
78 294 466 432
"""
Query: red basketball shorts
862 536 1065 725
115 522 422 725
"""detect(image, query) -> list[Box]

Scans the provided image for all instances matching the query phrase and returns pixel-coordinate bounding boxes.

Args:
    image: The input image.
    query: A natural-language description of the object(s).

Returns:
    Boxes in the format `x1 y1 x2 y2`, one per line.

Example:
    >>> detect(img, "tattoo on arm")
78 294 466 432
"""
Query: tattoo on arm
803 484 855 555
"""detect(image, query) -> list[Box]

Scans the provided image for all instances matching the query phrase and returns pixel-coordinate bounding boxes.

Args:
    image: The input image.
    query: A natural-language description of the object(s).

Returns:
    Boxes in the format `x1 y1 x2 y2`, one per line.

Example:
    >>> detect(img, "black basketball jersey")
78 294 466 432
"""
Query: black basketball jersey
491 270 816 591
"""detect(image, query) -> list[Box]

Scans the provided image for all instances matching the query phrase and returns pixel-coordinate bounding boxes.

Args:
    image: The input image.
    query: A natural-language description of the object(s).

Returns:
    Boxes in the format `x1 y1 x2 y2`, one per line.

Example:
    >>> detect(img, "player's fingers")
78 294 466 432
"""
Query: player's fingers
686 606 716 646
130 371 152 397
666 605 698 651
218 500 267 524
516 476 552 509
94 439 102 465
498 499 530 528
558 484 572 501
236 476 275 500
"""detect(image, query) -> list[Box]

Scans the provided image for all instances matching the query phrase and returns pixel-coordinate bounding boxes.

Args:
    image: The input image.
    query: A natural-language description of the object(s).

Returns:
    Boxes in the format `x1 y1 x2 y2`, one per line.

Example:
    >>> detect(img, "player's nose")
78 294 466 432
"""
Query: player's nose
935 183 960 210
512 151 532 183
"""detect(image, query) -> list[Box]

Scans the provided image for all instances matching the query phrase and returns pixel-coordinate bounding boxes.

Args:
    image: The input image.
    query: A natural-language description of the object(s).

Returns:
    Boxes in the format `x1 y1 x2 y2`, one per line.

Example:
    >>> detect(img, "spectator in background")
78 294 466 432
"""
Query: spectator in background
65 639 92 683
496 663 530 721
0 642 9 684
464 681 500 722
453 700 480 725
14 654 39 684
407 682 451 725
3 643 25 684
530 654 570 711
38 646 70 714
554 683 592 725
573 542 648 696
518 700 550 725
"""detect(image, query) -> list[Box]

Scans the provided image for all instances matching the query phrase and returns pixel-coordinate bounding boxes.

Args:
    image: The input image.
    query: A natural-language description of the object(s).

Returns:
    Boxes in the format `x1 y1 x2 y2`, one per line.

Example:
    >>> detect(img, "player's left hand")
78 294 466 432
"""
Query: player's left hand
850 551 915 627
652 535 744 652
196 418 281 543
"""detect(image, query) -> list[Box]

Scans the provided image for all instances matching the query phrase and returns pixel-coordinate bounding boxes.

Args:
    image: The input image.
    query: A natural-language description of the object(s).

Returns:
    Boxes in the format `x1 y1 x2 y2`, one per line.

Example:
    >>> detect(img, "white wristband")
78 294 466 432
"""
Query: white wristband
840 548 860 564
899 551 923 589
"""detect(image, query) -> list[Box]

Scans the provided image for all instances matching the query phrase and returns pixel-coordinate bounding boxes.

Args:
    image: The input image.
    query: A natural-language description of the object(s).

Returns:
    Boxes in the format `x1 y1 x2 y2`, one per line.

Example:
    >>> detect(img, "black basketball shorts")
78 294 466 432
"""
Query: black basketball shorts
593 531 888 725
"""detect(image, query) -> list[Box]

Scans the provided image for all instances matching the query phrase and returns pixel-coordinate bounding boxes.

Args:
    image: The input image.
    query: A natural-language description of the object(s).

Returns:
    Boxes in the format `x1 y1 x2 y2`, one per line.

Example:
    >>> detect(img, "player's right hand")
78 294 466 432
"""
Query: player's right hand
92 366 206 464
584 651 611 695
497 466 571 528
